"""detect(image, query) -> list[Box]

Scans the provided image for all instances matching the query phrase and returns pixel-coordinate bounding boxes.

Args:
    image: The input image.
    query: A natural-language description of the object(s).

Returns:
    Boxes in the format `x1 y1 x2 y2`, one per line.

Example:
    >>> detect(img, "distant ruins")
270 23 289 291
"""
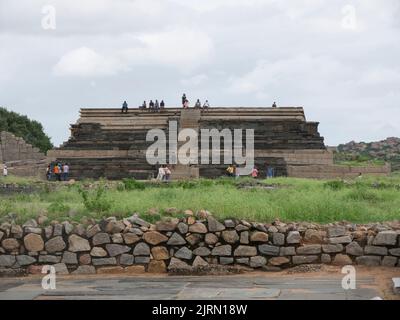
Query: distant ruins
0 131 48 177
49 106 372 180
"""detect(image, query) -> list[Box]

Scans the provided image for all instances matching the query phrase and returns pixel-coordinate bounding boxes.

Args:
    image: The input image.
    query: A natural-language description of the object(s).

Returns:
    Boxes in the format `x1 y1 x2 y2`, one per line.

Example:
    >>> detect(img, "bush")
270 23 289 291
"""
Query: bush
78 184 113 212
47 202 71 214
323 180 345 190
122 178 146 190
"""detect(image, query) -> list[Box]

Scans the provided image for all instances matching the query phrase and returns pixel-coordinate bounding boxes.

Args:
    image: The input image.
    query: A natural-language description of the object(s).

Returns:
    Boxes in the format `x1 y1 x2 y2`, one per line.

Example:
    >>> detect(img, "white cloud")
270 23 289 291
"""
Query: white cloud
180 74 208 86
53 47 126 77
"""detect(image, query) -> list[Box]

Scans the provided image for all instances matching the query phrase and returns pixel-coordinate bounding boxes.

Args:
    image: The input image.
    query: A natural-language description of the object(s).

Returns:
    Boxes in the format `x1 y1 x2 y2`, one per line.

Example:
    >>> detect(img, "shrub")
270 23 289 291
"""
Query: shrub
47 202 71 214
122 178 146 190
323 180 345 190
78 184 113 212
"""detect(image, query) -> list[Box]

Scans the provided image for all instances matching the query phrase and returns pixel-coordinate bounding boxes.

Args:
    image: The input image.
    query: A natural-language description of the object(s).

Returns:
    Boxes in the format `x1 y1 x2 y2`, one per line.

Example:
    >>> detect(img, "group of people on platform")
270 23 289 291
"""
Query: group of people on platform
226 163 275 179
181 94 210 110
120 94 212 113
46 162 70 181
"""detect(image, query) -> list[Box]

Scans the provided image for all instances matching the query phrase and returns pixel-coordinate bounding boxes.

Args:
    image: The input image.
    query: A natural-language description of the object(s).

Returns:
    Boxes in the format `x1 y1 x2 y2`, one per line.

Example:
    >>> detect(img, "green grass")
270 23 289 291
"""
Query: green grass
1 175 400 224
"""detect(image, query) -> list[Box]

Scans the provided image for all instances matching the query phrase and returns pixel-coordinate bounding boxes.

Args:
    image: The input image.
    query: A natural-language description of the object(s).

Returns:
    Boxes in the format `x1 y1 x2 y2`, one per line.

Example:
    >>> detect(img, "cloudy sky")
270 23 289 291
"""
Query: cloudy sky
1 0 400 146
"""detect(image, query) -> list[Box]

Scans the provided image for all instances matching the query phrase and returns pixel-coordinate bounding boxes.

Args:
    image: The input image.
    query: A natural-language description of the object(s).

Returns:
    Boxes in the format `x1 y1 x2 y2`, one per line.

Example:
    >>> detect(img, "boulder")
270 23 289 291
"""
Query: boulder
72 265 96 274
345 242 364 256
68 235 91 252
133 242 150 256
45 236 66 253
186 234 203 246
92 257 117 266
143 231 168 245
286 231 301 244
205 233 218 245
16 255 36 266
250 231 269 243
382 256 398 267
328 236 352 244
304 229 324 243
167 233 186 245
123 233 140 245
269 256 290 266
151 246 169 260
177 222 188 234
373 231 398 246
279 247 296 256
188 223 208 234
175 247 193 260
62 251 78 264
332 254 353 266
168 257 190 270
258 244 280 256
322 244 343 254
193 247 211 256
106 244 130 257
119 254 134 265
356 256 381 266
272 233 284 245
249 256 267 268
192 256 209 267
0 255 16 267
92 232 110 246
207 216 225 232
234 245 257 257
222 230 239 244
211 245 232 256
155 219 179 232
364 246 388 256
292 255 319 264
1 238 20 251
297 245 322 255
327 226 346 238
24 233 44 252
147 260 167 273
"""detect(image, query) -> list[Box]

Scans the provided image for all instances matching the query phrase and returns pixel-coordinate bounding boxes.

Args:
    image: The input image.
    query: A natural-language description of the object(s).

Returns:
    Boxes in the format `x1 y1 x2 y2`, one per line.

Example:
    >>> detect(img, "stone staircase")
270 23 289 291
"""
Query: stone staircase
171 109 201 180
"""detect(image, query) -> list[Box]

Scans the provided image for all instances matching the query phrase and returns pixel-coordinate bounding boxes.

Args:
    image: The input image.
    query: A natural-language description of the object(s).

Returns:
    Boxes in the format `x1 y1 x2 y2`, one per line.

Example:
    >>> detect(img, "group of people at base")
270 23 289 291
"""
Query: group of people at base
157 165 172 182
226 163 275 179
47 162 70 181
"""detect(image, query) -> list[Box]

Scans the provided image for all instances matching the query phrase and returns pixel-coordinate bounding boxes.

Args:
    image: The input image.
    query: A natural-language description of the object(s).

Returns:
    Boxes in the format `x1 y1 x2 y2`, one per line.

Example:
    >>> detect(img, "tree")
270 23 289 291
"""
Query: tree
0 107 53 153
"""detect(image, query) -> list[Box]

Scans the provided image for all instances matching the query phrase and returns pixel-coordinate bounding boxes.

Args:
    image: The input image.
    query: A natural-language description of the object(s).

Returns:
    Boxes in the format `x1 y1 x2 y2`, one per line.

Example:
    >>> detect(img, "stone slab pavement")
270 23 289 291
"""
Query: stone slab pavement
1 267 399 300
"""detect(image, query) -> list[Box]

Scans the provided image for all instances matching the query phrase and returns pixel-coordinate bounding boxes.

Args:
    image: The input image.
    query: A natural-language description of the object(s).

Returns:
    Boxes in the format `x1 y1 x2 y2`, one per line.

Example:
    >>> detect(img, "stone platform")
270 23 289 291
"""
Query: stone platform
49 107 334 180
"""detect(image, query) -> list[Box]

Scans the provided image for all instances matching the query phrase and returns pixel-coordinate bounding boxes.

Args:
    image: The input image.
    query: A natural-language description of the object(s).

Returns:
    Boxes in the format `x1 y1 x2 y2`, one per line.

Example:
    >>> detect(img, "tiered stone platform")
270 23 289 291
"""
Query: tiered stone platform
49 107 335 180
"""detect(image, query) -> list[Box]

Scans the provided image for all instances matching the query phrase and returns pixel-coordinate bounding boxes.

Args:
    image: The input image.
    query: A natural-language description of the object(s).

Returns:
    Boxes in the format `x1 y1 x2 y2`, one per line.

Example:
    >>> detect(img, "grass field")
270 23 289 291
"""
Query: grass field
1 174 400 224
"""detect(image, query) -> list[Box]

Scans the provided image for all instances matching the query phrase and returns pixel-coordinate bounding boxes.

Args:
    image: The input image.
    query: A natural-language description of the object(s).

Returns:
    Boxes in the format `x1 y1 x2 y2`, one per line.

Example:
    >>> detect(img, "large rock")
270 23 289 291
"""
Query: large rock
188 223 208 234
156 219 179 231
86 224 101 238
68 235 91 252
62 251 78 264
120 254 134 265
92 232 110 246
106 244 130 257
258 244 280 256
373 231 398 246
129 216 151 228
269 256 290 266
193 247 211 256
346 242 364 256
177 222 188 234
90 247 107 257
147 260 167 273
304 229 324 243
297 245 321 255
45 236 66 253
0 255 16 267
222 230 239 244
279 247 296 256
168 257 190 270
382 256 397 267
356 256 381 266
167 232 186 245
39 255 61 263
143 231 168 245
1 238 20 251
322 244 343 253
234 245 257 257
328 236 352 244
105 220 125 234
272 233 284 245
53 263 69 275
24 233 44 252
186 234 203 246
286 231 301 244
133 242 150 256
249 256 267 268
192 256 209 267
250 232 269 243
72 265 96 274
207 216 225 232
175 247 193 260
240 231 249 244
292 255 319 264
16 255 36 266
211 245 232 256
389 248 400 257
364 246 388 256
332 254 353 266
92 257 117 266
327 226 346 238
205 233 218 245
151 246 169 260
123 233 140 245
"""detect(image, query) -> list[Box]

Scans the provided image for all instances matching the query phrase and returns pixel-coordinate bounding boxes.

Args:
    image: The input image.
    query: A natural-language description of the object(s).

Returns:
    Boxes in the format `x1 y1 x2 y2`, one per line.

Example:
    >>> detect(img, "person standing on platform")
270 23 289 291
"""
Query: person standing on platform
272 102 277 108
203 100 210 111
160 100 165 109
121 101 128 113
62 163 70 181
3 164 7 177
195 99 201 108
182 94 187 107
149 100 155 112
155 99 160 112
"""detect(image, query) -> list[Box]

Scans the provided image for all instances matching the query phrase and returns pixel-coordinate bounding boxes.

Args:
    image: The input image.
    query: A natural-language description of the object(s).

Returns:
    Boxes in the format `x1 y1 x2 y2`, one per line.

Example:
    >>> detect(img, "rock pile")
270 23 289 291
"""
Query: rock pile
1 213 399 275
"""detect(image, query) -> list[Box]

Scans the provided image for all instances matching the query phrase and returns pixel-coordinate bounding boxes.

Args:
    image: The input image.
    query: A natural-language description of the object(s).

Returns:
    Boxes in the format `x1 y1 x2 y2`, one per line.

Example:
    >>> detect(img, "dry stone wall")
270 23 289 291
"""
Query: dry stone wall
1 213 399 275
